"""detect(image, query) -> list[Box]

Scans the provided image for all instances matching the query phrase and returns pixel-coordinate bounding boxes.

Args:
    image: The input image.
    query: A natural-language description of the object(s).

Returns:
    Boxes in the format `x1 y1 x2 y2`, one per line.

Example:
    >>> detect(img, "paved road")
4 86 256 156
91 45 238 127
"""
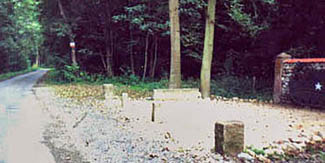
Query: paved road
0 70 54 163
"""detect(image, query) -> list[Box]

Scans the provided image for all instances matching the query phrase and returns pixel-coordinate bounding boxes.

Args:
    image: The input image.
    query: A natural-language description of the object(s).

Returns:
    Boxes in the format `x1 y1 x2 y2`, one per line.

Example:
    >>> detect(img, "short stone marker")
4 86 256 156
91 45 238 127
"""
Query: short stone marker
153 88 201 101
215 120 244 156
121 92 129 107
103 84 122 108
103 84 115 100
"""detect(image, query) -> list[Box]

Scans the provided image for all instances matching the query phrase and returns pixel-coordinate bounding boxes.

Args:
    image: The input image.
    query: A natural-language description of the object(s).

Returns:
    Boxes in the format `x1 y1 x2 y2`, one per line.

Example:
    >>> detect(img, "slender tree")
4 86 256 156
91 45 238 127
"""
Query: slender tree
57 0 77 65
200 0 216 98
168 0 181 88
150 36 158 78
103 0 114 77
142 32 150 81
128 0 135 75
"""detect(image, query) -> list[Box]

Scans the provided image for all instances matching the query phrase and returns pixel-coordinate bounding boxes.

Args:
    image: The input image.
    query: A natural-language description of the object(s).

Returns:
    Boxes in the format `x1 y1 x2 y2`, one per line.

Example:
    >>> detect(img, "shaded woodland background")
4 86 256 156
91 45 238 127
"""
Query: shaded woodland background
1 0 325 97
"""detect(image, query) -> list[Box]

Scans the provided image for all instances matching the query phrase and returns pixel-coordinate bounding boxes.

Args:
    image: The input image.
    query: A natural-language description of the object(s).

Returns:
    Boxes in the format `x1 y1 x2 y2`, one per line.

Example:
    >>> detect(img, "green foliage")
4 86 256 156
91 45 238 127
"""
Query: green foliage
39 0 283 82
1 0 324 103
265 138 325 162
209 75 272 100
320 151 325 162
228 0 270 37
46 65 81 83
0 0 43 73
159 75 273 101
251 148 266 155
45 68 169 99
45 65 273 101
182 78 200 88
102 75 169 92
46 67 168 91
266 152 286 161
62 65 81 82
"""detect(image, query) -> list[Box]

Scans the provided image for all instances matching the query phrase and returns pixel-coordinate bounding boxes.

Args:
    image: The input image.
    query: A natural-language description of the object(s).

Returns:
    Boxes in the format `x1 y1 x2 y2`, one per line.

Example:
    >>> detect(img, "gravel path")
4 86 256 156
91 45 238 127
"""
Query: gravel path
120 99 325 150
34 86 325 162
35 88 229 163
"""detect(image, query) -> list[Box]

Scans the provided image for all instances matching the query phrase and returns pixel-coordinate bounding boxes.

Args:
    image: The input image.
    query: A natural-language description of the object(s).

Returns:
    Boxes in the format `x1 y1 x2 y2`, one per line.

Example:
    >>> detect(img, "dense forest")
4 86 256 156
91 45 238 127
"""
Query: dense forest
1 0 325 98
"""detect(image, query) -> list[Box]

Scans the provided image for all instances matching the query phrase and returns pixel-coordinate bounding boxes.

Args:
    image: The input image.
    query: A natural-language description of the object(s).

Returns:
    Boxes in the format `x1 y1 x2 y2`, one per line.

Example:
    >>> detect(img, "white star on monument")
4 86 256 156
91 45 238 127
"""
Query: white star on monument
315 82 322 91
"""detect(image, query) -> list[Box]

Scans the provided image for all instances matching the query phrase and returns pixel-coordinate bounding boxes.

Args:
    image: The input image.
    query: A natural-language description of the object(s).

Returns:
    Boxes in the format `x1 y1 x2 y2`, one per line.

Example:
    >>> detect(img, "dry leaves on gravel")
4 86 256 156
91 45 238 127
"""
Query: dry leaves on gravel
52 85 104 99
52 84 153 100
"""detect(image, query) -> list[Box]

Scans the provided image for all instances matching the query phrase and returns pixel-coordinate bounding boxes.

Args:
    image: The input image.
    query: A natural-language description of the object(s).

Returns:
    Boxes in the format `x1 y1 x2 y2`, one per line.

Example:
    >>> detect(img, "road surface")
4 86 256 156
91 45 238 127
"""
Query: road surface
0 70 55 163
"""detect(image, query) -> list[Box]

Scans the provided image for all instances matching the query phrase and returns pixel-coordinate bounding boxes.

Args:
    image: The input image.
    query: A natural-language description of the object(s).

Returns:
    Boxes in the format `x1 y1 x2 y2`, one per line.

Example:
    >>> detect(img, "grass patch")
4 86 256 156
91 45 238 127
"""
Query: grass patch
0 67 38 81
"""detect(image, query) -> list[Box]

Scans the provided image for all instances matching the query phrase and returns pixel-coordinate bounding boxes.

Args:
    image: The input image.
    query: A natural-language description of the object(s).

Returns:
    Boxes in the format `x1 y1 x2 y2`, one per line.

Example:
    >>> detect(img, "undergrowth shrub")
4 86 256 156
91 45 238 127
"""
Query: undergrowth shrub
211 75 273 100
46 65 81 83
45 69 272 100
63 65 81 82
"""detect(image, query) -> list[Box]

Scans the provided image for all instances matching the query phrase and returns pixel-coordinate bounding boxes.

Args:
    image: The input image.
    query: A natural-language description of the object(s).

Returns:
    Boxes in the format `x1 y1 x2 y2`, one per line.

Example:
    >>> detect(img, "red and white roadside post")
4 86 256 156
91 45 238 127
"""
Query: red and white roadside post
70 41 77 65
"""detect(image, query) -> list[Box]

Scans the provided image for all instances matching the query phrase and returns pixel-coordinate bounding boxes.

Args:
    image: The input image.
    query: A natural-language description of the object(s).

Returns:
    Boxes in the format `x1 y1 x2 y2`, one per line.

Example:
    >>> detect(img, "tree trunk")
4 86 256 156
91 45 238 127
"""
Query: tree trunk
105 32 114 76
142 33 150 81
57 0 67 20
71 45 77 65
130 29 135 75
128 0 135 75
104 0 114 77
100 52 107 73
149 39 154 77
150 37 158 78
35 46 40 67
200 0 216 98
168 0 181 88
57 0 77 65
105 48 114 76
